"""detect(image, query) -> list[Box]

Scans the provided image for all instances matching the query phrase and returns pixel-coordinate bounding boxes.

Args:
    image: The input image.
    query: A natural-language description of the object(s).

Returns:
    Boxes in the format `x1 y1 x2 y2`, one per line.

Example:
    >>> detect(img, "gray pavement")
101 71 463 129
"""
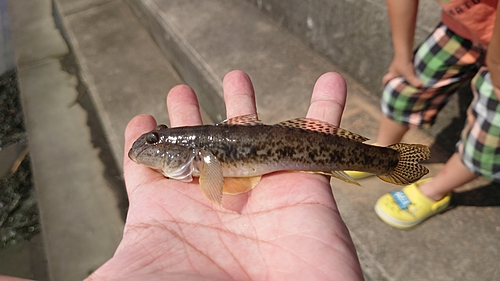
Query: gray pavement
7 0 124 279
0 0 14 75
239 0 441 93
2 0 500 280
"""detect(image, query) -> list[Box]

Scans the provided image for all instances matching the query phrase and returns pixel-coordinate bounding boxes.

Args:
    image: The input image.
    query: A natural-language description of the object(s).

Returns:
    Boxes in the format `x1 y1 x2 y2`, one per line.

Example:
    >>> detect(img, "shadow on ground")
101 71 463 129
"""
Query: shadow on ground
452 182 500 207
60 53 129 222
427 83 474 162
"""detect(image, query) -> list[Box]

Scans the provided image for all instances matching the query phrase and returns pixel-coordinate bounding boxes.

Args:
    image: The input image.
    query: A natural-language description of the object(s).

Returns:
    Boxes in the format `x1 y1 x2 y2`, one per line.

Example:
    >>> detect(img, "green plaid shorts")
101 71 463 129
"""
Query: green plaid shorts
458 69 500 181
381 23 500 181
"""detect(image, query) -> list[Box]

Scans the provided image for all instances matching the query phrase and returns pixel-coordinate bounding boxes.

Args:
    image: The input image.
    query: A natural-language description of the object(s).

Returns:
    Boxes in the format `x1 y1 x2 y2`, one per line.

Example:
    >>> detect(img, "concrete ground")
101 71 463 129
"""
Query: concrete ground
2 0 500 280
0 0 14 74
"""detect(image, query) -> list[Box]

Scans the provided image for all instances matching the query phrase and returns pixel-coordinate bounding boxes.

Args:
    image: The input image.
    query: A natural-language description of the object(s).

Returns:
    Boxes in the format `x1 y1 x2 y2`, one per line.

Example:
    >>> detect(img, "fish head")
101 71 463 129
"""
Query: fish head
128 124 196 181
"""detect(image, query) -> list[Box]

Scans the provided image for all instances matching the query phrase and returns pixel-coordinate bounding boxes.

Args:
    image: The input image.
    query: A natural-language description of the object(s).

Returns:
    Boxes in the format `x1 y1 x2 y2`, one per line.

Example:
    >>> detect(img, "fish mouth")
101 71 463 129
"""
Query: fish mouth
128 148 138 163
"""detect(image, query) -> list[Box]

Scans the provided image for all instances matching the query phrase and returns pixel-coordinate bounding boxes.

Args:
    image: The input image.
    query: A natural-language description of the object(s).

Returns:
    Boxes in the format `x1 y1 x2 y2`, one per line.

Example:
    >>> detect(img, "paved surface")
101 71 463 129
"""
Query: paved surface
6 0 125 279
239 0 441 93
2 0 500 280
0 0 14 74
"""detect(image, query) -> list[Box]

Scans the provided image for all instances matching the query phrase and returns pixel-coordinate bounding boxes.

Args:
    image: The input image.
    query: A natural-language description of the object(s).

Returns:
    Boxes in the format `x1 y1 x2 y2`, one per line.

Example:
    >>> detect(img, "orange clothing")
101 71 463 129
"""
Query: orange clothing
437 0 497 47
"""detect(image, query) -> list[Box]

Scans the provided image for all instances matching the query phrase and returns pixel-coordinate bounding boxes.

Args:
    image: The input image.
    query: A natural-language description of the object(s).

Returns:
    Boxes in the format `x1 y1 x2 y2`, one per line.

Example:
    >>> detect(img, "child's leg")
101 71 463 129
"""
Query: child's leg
373 25 493 228
458 68 500 182
418 153 478 200
375 68 499 229
379 23 484 145
419 67 499 198
377 115 408 147
348 24 483 180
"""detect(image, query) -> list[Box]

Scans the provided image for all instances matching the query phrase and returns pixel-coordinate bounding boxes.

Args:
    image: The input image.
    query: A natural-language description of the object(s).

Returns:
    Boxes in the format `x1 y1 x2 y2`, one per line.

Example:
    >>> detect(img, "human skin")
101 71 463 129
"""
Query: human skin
80 70 364 281
381 0 423 88
486 0 500 100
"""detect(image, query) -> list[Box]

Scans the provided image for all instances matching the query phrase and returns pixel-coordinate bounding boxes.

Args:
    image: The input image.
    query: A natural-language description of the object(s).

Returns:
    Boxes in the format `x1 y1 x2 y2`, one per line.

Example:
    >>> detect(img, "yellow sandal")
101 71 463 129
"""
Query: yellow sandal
374 178 451 229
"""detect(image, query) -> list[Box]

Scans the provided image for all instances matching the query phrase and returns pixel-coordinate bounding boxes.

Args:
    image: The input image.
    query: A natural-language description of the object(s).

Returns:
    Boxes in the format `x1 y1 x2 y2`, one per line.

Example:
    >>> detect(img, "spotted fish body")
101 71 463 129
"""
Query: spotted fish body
129 114 430 206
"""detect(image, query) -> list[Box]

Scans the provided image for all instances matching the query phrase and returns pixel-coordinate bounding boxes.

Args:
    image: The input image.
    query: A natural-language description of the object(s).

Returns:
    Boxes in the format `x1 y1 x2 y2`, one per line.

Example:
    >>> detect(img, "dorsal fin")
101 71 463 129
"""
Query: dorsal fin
220 113 262 125
277 118 369 142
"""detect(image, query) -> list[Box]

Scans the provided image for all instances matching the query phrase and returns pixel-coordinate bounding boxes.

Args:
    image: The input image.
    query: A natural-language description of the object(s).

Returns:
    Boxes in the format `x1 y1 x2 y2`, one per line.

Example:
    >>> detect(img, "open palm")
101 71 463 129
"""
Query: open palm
86 71 363 281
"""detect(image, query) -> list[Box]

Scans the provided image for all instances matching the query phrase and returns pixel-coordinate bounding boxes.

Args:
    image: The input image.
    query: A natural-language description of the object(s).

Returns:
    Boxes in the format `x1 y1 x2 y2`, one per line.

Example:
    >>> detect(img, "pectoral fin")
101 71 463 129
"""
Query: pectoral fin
199 150 224 206
223 176 261 194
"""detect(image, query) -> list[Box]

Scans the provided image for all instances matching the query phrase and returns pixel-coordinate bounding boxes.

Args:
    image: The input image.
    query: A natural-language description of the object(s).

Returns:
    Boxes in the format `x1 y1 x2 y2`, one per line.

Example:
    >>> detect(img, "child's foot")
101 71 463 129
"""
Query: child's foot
374 178 451 229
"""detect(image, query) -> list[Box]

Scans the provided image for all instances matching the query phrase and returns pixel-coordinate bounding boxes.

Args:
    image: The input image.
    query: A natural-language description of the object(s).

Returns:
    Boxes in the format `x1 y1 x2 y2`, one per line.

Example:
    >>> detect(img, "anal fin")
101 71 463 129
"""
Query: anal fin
223 176 261 194
304 170 360 186
329 171 361 186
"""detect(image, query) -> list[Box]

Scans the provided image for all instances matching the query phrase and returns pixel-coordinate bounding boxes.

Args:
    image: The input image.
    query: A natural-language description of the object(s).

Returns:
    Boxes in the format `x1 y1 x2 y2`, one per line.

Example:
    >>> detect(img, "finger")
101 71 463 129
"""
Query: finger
306 72 346 126
222 70 257 119
405 73 424 88
123 114 160 194
167 85 203 127
382 72 397 86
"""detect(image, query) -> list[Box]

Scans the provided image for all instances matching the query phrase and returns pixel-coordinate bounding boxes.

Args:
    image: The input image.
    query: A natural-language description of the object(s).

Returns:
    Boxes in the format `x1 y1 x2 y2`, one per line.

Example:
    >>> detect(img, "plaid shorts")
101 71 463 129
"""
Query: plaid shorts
458 69 500 181
381 23 500 181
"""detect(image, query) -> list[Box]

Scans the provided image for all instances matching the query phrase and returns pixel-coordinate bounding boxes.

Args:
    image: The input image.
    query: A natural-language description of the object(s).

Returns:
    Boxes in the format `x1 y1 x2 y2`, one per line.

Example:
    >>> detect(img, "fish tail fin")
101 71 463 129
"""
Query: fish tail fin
377 143 430 185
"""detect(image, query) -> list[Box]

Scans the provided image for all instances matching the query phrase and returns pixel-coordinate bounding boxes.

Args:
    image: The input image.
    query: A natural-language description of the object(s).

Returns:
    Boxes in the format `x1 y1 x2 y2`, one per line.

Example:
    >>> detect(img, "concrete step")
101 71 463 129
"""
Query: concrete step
5 0 199 279
126 0 352 123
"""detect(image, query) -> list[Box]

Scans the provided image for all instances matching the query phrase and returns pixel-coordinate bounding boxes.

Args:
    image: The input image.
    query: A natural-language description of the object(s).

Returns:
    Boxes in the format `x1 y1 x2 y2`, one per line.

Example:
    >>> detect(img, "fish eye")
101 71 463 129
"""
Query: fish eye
145 132 159 144
155 124 168 130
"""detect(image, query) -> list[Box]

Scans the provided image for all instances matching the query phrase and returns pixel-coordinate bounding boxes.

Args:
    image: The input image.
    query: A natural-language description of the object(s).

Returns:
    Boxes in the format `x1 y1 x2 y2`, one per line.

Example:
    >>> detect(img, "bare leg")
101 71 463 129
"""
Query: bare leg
419 153 478 201
376 115 410 146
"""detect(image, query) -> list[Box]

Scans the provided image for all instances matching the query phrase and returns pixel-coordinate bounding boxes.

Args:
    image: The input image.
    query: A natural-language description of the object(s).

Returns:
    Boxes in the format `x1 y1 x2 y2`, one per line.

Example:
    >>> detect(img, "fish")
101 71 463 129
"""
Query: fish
128 114 430 206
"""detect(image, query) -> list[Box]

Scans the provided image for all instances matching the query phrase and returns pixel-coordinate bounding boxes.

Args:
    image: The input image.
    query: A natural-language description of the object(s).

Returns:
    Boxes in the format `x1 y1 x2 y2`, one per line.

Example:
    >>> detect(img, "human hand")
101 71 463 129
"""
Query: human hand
85 70 364 281
382 57 423 88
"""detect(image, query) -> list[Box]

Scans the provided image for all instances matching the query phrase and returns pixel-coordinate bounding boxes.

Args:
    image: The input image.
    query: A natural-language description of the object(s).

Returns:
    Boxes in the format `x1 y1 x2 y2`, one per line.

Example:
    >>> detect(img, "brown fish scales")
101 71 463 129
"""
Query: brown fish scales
129 114 430 206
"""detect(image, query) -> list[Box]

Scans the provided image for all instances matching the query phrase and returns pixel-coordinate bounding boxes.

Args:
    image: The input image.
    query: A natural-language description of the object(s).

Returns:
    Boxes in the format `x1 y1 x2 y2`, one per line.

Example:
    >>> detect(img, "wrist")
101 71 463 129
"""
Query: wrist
393 49 414 63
